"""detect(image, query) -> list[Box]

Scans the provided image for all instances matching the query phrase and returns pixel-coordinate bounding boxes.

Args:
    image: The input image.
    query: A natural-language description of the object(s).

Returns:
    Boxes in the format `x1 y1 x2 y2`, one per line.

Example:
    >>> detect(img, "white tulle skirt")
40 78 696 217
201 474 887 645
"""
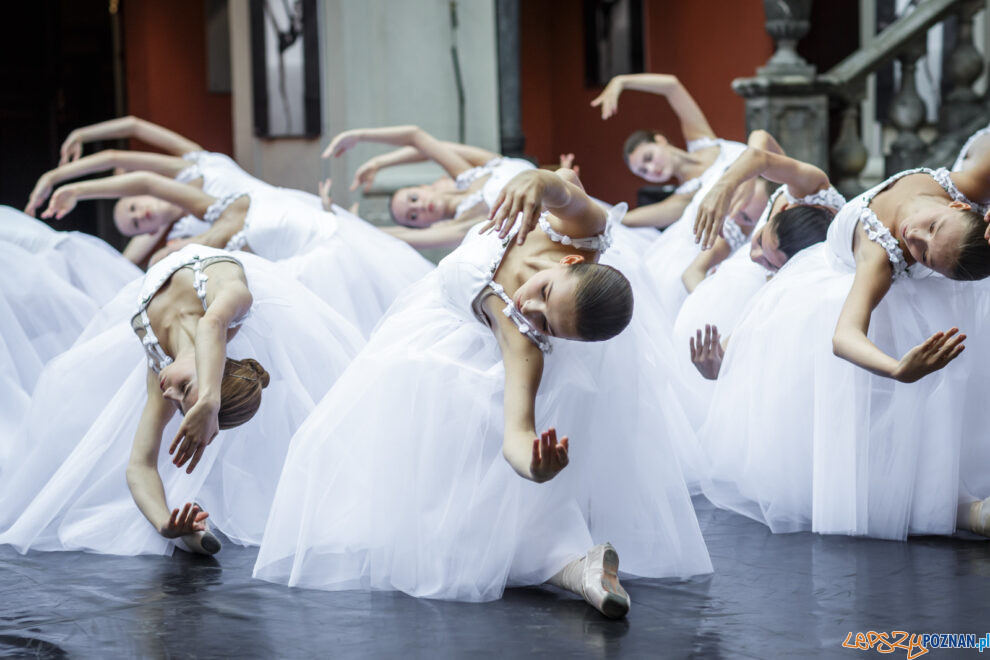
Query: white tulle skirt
278 205 433 337
670 252 771 430
642 219 705 329
254 269 711 602
699 245 990 540
0 252 364 556
0 206 140 306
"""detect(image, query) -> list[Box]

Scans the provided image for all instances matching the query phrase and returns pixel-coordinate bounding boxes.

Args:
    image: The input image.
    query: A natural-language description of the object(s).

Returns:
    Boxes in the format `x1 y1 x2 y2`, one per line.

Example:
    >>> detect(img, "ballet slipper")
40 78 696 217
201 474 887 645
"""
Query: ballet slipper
549 542 630 619
180 529 222 556
961 498 990 537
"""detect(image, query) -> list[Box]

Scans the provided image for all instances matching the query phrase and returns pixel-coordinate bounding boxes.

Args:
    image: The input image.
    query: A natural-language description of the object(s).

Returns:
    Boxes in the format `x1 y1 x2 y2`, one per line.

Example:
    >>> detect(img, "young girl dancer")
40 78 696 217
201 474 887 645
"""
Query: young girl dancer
253 169 711 617
322 124 535 249
693 149 990 541
0 244 363 556
37 163 430 336
591 73 758 322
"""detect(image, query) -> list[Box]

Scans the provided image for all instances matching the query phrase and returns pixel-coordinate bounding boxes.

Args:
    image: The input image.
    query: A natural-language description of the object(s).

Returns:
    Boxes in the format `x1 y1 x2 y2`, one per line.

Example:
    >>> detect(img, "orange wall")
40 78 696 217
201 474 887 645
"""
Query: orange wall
123 0 232 154
521 0 773 205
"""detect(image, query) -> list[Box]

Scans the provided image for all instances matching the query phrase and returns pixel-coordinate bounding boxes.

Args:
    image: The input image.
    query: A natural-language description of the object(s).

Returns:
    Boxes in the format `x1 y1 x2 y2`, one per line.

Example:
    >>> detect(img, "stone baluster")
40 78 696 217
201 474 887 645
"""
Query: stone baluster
940 0 985 131
830 85 869 198
886 39 928 175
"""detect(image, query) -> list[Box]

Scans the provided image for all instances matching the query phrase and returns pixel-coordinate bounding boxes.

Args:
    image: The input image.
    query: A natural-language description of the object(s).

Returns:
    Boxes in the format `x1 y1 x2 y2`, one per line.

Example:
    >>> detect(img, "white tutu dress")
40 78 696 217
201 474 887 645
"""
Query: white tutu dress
168 151 434 336
253 207 711 602
699 168 990 540
0 206 140 306
452 156 536 219
641 139 747 326
0 245 363 555
670 185 845 430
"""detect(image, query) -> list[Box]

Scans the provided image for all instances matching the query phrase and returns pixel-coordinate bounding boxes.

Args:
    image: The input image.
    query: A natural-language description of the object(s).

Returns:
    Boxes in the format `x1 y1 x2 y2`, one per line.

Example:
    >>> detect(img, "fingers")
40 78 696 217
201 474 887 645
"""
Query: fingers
478 190 508 234
321 140 336 159
689 332 699 361
516 201 537 245
187 443 207 474
169 426 184 456
167 507 180 531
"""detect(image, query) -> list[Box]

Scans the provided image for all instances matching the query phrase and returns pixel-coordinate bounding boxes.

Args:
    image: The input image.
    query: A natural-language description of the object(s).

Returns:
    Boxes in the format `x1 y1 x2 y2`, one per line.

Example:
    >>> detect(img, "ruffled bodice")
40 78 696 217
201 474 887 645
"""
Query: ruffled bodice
439 205 621 353
826 167 979 280
131 245 246 373
453 157 535 219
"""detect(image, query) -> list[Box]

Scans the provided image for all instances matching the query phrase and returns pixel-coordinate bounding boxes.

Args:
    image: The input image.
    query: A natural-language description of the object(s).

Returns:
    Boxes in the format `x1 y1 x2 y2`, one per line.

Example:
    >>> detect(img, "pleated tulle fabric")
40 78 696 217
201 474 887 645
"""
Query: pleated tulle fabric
0 252 364 556
254 235 711 602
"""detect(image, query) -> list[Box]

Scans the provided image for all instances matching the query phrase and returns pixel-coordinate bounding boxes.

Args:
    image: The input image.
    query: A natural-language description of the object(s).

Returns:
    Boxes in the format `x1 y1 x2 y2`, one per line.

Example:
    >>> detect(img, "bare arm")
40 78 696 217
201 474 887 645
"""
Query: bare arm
832 231 965 381
324 125 474 180
695 148 831 248
43 171 216 221
951 145 990 205
170 278 253 473
26 149 190 216
482 169 606 245
382 219 469 250
622 193 693 229
122 226 170 265
491 307 569 483
349 141 499 193
682 238 731 293
61 116 202 164
591 73 714 141
126 370 180 534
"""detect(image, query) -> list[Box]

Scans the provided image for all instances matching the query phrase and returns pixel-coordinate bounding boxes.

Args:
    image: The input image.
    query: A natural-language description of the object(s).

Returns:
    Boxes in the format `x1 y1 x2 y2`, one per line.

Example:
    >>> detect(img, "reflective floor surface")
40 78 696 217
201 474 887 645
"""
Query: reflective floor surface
2 497 987 658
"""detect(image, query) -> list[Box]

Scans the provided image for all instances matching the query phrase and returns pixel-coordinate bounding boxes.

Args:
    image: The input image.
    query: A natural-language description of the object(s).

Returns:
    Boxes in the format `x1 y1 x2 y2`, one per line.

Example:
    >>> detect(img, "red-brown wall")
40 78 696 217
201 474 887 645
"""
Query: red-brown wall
123 0 232 155
521 0 773 205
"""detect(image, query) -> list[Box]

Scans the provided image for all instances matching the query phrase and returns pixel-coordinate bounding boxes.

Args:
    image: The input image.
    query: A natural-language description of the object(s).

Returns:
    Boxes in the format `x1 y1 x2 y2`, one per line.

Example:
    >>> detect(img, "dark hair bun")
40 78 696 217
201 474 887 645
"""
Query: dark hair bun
243 358 271 388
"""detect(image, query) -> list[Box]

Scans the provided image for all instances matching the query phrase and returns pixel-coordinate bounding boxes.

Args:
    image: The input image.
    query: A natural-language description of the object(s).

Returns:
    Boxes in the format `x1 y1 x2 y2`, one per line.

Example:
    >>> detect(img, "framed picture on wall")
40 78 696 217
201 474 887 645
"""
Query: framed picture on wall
250 0 321 137
583 0 644 87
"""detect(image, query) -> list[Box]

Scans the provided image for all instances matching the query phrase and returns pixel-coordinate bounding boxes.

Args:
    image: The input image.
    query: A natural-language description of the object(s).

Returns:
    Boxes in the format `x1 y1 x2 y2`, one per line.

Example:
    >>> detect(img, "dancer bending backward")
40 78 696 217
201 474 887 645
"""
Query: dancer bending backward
691 149 990 541
668 144 840 434
37 163 426 336
254 169 711 617
591 73 762 321
322 124 535 249
0 242 363 556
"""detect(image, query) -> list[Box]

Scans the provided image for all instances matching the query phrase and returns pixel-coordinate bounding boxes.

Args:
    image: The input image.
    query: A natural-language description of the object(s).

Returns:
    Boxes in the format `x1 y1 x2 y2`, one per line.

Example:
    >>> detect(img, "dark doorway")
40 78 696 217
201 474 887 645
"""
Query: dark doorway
0 1 121 246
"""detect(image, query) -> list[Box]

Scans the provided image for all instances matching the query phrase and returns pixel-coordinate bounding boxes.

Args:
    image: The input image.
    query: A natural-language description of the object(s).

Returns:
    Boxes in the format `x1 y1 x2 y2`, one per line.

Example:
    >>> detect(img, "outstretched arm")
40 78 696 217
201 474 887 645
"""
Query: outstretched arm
323 125 474 180
170 278 253 473
682 238 732 292
591 73 714 142
832 234 965 381
622 193 694 229
482 169 606 245
349 141 498 192
26 150 190 216
382 219 469 250
952 143 990 206
493 311 569 483
126 369 210 539
60 116 202 164
43 171 215 221
695 147 831 249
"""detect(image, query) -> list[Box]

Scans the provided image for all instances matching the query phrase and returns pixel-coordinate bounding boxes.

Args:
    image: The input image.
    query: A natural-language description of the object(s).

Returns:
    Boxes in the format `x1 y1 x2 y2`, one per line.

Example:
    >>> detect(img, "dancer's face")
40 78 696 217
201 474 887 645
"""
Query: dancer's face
627 136 673 184
512 257 583 339
159 355 199 414
390 186 444 227
114 195 180 236
899 202 971 276
749 219 789 272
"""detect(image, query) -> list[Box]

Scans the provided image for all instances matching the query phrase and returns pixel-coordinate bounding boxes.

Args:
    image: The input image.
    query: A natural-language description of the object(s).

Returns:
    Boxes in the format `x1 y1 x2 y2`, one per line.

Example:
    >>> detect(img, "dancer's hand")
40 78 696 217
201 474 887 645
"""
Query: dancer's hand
41 184 80 220
480 170 546 245
558 153 580 176
322 129 361 159
170 398 220 473
351 159 378 192
318 178 334 211
25 171 56 217
893 328 966 383
689 324 724 380
530 427 569 483
59 129 84 165
694 181 735 250
590 76 625 120
159 502 209 538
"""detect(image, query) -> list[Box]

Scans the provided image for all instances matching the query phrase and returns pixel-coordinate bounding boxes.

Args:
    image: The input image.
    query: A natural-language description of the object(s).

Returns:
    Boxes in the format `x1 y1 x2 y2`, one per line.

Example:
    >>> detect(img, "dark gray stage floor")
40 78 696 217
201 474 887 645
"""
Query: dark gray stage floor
1 497 987 659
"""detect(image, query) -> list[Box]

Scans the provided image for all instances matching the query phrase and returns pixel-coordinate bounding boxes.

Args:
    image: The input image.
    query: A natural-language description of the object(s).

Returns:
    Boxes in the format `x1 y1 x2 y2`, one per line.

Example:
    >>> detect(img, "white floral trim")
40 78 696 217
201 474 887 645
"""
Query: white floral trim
686 137 719 153
859 207 908 279
489 281 553 354
931 167 988 216
783 185 846 210
722 218 747 252
537 210 613 253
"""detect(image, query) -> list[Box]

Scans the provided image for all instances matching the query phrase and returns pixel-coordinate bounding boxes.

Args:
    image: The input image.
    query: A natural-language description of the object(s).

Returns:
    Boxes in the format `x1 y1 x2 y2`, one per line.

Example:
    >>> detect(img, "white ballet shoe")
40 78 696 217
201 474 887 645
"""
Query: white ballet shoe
962 497 990 537
550 542 630 618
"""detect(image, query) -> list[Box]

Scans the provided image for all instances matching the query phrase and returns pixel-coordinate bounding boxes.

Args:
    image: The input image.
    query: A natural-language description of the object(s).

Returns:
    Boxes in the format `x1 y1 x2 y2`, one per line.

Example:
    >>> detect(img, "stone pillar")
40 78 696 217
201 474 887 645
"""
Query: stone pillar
732 0 830 172
495 0 526 158
886 39 928 175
